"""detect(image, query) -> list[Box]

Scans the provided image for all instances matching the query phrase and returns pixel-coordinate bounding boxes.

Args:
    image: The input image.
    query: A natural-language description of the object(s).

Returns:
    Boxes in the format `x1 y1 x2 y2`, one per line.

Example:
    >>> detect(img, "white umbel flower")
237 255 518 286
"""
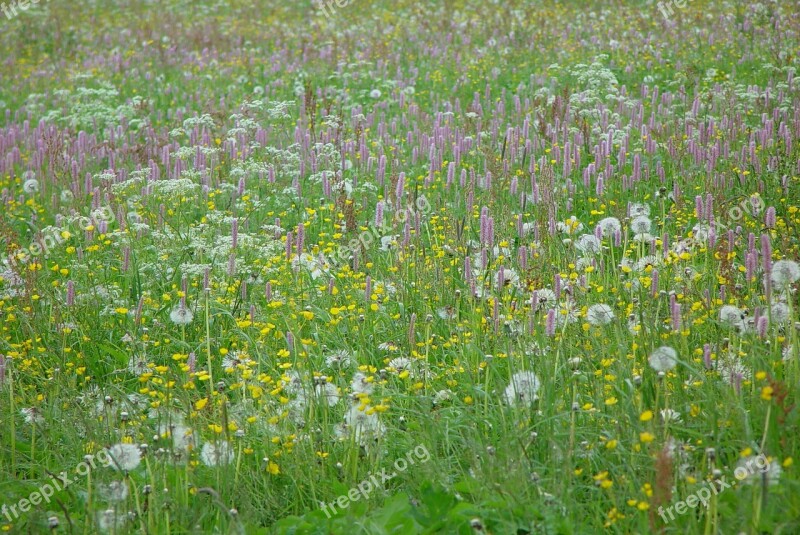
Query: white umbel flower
660 409 682 423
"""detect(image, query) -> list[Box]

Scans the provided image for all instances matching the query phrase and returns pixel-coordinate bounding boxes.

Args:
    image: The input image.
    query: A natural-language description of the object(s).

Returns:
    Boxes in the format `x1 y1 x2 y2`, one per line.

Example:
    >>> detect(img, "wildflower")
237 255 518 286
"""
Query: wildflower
388 356 413 375
533 289 557 310
632 232 656 244
496 267 520 288
770 259 800 290
575 234 602 255
342 405 386 446
556 301 580 326
436 306 457 320
627 314 640 335
587 303 615 326
160 423 197 453
96 509 127 532
630 216 652 234
719 305 745 329
291 253 327 279
98 480 129 502
717 354 751 386
556 216 584 234
503 371 541 406
629 202 650 217
575 257 594 272
648 346 678 372
282 370 306 396
20 407 45 425
126 355 149 376
106 443 142 471
660 409 682 423
200 440 234 466
379 235 398 251
222 350 253 370
597 217 621 237
369 89 382 99
324 349 355 368
521 222 536 236
23 178 40 194
350 372 374 395
770 302 791 324
314 380 341 406
433 389 454 405
635 255 660 272
170 305 194 325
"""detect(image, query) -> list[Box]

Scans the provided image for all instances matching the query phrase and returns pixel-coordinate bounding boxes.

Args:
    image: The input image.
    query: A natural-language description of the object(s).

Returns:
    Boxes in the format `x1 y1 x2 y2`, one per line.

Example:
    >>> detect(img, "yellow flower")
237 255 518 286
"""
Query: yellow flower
639 432 655 443
267 461 280 475
639 410 653 422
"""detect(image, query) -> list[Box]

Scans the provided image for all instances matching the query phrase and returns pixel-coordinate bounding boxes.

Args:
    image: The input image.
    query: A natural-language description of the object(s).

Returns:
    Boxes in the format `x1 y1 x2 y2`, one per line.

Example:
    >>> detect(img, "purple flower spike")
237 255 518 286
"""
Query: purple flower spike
703 344 713 369
765 207 776 228
546 309 556 336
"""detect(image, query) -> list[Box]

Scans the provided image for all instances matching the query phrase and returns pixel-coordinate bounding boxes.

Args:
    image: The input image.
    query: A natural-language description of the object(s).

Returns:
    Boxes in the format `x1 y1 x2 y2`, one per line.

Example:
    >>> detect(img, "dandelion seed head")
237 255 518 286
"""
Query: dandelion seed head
587 303 615 325
648 346 678 372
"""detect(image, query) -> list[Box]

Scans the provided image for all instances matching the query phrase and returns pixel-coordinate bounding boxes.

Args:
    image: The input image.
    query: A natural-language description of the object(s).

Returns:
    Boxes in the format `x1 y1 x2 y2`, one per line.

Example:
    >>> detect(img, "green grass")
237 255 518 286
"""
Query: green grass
1 0 800 533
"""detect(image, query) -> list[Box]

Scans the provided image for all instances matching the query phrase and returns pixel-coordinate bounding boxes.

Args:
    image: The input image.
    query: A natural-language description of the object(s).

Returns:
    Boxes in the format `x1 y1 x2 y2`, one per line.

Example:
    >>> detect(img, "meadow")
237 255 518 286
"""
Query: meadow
1 0 800 533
